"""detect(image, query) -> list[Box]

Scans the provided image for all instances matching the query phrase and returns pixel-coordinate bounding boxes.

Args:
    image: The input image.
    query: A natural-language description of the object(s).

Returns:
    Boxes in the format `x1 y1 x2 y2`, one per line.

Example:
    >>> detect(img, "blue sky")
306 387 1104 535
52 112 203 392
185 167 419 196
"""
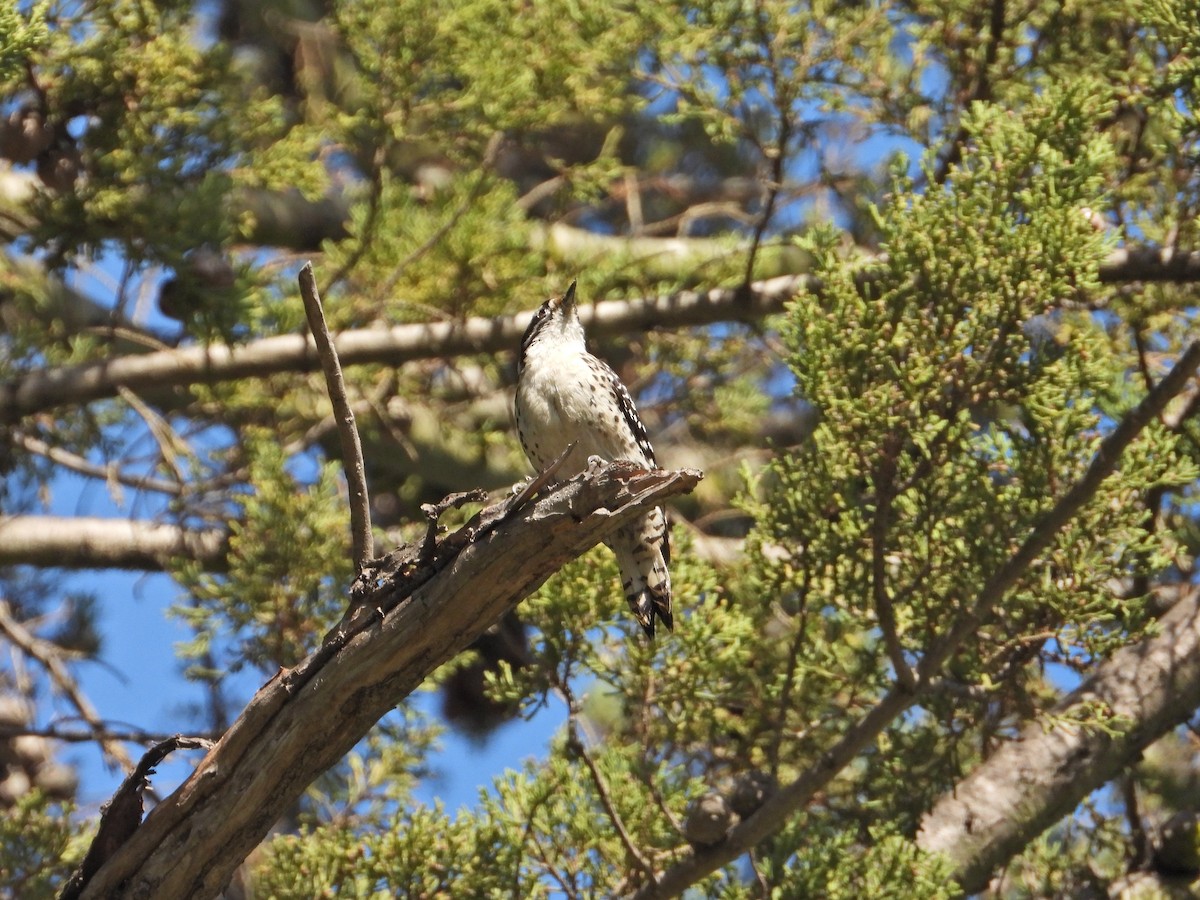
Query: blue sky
33 403 565 821
58 564 566 818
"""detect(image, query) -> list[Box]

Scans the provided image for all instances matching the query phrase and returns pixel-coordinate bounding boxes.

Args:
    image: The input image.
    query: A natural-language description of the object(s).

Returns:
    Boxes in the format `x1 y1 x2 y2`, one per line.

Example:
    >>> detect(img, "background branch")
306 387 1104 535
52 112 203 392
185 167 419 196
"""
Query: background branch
0 517 228 570
4 248 1196 425
0 601 136 773
9 431 183 496
917 586 1200 892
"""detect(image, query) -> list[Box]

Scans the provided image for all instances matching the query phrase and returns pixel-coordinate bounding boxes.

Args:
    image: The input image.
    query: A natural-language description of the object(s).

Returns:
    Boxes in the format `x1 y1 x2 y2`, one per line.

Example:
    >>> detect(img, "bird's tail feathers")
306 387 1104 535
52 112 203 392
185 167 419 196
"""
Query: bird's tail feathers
614 520 673 639
614 508 672 643
625 585 672 639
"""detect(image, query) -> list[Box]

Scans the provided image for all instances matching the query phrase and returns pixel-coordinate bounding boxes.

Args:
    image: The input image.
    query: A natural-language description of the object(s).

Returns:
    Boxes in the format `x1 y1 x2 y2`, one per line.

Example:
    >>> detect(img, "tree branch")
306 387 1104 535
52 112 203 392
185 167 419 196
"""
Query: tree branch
870 458 916 690
566 705 658 884
916 586 1200 892
0 517 227 570
531 222 809 281
0 275 800 424
0 723 218 745
918 340 1200 678
9 431 183 496
931 0 1006 184
3 248 1196 426
555 668 658 884
73 462 702 900
60 735 215 900
0 600 137 774
298 262 374 570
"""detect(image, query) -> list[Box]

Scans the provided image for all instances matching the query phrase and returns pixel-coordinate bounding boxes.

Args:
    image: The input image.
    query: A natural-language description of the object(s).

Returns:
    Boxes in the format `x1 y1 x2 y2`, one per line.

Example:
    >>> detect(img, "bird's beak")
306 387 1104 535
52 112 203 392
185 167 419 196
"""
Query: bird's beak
561 280 578 310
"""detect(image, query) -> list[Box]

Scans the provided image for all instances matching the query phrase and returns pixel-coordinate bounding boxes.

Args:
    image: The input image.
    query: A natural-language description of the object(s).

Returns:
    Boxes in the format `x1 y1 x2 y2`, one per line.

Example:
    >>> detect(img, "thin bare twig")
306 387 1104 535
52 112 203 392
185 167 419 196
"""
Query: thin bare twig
632 669 687 838
0 720 218 748
10 431 182 496
512 787 558 897
562 681 658 885
739 3 794 294
375 133 504 301
625 170 644 234
319 146 385 297
115 386 188 486
503 440 578 521
419 489 489 564
516 174 566 211
0 723 218 745
527 825 582 900
0 600 137 773
298 262 374 571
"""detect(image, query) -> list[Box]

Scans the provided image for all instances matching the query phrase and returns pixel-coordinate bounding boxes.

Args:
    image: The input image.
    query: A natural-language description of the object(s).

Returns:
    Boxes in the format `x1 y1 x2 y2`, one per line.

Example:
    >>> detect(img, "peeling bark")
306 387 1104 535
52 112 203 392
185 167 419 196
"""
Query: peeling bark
71 462 702 900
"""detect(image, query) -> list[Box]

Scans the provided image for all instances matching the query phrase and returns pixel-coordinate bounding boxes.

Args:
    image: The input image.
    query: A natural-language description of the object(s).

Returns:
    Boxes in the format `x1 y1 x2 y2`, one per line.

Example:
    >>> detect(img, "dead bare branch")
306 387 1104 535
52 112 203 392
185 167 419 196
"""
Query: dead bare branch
73 462 702 900
60 735 215 900
298 262 374 571
9 431 182 496
0 517 227 570
0 601 136 774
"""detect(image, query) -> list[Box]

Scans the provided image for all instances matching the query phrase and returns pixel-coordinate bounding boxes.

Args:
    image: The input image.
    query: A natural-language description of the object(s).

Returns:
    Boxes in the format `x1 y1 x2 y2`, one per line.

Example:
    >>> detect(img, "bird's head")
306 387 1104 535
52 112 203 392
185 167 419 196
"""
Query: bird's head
519 280 585 361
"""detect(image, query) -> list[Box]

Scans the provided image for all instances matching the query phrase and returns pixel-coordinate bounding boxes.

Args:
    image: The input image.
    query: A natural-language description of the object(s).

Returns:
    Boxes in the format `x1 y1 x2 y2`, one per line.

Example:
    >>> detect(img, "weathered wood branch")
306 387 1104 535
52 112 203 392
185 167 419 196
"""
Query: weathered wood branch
59 736 215 900
3 247 1199 425
72 461 702 900
0 516 228 570
917 586 1200 893
298 262 374 570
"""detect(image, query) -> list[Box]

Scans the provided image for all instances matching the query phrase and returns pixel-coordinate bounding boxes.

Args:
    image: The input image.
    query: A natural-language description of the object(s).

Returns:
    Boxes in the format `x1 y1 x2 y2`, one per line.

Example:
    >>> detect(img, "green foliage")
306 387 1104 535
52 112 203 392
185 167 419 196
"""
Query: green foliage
3 0 1200 896
171 430 354 674
0 1 45 85
16 0 325 270
333 0 650 141
0 793 85 899
302 709 443 829
998 797 1130 898
762 79 1189 688
739 78 1196 873
761 820 961 900
256 804 487 898
326 172 543 325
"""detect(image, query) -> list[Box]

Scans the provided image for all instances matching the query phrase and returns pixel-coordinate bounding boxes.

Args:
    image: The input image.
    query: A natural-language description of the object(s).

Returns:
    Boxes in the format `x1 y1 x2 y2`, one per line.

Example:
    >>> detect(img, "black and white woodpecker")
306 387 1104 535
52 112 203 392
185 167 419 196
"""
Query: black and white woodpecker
515 281 673 638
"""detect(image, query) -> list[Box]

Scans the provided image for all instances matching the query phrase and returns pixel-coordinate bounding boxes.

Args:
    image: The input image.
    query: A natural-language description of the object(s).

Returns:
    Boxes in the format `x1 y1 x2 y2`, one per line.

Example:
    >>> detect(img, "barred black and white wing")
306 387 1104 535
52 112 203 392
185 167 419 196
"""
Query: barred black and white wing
514 281 674 638
583 357 673 637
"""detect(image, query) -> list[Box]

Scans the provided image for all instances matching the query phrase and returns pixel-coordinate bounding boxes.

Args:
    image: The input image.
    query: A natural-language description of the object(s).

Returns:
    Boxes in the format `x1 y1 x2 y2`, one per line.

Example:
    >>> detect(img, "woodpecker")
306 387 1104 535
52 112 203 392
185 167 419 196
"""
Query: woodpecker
515 281 673 638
